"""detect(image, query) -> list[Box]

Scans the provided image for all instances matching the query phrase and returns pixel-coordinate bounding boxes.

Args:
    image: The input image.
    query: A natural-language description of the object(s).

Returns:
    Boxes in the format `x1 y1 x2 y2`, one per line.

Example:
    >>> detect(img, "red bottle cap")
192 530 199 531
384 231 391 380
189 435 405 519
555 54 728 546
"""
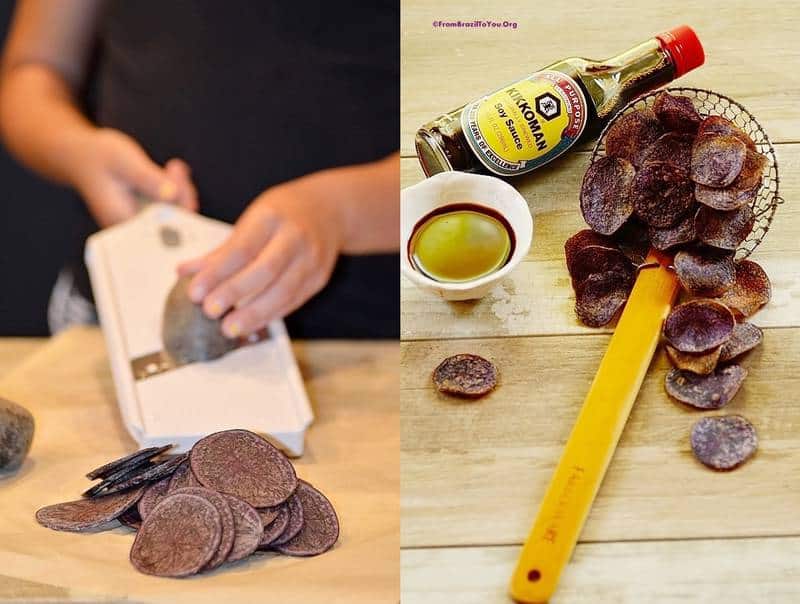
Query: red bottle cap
657 25 704 78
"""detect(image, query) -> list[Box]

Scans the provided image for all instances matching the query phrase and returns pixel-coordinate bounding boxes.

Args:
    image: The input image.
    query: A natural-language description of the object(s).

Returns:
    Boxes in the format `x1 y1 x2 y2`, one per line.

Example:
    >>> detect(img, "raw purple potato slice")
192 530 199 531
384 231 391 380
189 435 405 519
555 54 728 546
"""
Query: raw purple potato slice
719 322 763 362
190 429 297 508
171 487 235 570
269 492 305 547
36 486 146 532
690 134 747 188
220 494 263 562
648 209 697 251
665 345 721 376
574 270 633 328
167 459 202 492
719 260 771 318
86 444 173 480
663 299 735 353
690 415 757 470
673 248 735 297
137 475 172 520
632 161 695 228
695 205 755 251
665 364 748 409
564 230 616 274
432 354 497 398
604 109 664 167
579 156 636 235
653 92 701 133
258 505 290 548
698 116 757 151
130 492 222 577
640 132 695 171
273 481 339 557
86 453 188 497
162 275 237 364
568 245 633 285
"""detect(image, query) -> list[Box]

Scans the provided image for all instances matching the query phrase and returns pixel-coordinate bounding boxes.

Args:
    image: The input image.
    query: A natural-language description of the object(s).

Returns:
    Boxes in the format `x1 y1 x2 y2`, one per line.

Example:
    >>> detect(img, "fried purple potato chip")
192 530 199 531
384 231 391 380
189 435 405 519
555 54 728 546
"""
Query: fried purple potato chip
663 299 735 353
118 506 142 530
719 260 771 319
665 344 721 376
137 475 172 520
648 209 697 251
673 248 735 297
653 92 701 133
640 132 695 171
220 494 263 562
569 245 633 285
86 444 173 480
719 322 764 362
613 219 651 266
665 364 748 409
695 150 767 211
564 230 616 274
605 109 664 167
432 353 497 398
632 161 695 227
273 481 339 557
269 492 304 547
690 134 747 188
190 429 297 508
690 415 757 470
579 156 636 235
167 459 202 492
172 487 235 570
258 505 290 548
574 270 633 328
131 492 222 577
36 486 146 532
695 204 755 251
698 116 757 151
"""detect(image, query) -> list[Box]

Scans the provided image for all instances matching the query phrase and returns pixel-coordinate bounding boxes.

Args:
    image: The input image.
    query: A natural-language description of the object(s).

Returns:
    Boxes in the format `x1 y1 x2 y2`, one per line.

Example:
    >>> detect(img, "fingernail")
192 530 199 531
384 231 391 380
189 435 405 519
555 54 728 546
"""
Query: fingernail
190 284 206 302
159 181 177 200
207 299 224 317
224 321 241 338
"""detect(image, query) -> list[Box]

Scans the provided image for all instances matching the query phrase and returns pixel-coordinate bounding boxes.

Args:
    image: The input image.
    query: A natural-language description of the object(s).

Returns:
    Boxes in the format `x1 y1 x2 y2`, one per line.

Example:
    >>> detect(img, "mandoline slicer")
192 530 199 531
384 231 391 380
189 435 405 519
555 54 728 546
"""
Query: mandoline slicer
85 203 313 457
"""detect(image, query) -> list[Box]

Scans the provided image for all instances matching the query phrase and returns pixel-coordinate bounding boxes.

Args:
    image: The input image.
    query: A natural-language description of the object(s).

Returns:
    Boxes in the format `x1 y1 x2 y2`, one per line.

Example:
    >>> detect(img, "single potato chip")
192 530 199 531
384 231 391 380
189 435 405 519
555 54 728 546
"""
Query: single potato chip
564 230 616 274
665 344 721 375
690 415 757 470
663 299 735 354
665 364 747 410
698 116 757 151
574 270 633 327
690 134 747 188
433 354 497 398
696 205 755 251
719 322 763 362
718 260 771 319
604 109 664 167
653 92 701 133
580 156 636 235
673 248 735 297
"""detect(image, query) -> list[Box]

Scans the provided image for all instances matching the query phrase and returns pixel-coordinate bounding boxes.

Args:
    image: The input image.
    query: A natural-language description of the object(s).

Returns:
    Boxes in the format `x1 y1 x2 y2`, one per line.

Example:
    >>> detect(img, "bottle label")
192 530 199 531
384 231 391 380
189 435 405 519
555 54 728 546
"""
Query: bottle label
460 70 588 176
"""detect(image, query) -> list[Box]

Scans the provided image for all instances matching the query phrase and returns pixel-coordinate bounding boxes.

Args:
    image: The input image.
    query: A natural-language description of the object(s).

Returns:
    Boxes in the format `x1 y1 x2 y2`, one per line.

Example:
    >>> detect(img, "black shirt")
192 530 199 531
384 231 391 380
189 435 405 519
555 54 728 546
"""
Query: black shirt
75 0 399 338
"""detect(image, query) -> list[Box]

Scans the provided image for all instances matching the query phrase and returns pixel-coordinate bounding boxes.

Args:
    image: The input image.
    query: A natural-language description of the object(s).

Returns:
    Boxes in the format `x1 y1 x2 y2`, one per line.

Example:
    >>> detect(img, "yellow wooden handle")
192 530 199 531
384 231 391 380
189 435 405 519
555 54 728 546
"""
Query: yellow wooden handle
509 251 680 603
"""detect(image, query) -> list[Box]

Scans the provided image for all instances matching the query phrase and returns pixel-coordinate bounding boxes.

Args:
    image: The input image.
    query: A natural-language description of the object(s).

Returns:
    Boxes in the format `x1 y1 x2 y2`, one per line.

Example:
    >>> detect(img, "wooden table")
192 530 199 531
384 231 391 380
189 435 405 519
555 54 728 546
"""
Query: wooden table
401 2 800 602
0 328 399 603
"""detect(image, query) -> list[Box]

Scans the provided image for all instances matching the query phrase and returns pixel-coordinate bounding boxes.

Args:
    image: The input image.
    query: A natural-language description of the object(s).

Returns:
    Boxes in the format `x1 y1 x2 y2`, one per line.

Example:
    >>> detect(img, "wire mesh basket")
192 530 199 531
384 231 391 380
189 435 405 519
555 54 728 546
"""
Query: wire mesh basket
590 87 783 260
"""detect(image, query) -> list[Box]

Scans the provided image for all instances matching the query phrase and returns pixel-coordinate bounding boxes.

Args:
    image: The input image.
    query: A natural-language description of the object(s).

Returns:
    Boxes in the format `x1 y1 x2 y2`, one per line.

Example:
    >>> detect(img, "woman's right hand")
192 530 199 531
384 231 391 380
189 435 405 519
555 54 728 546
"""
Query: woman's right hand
72 128 198 227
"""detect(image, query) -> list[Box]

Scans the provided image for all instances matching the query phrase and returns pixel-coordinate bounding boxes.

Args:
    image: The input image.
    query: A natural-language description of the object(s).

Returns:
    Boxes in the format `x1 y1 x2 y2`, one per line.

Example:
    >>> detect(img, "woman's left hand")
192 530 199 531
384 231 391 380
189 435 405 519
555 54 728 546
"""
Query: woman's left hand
178 179 344 337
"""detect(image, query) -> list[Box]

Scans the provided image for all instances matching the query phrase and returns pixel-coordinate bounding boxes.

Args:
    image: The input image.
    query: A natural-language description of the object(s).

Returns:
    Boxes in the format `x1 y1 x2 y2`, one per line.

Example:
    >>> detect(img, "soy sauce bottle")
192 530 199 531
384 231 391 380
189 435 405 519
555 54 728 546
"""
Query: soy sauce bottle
415 26 704 177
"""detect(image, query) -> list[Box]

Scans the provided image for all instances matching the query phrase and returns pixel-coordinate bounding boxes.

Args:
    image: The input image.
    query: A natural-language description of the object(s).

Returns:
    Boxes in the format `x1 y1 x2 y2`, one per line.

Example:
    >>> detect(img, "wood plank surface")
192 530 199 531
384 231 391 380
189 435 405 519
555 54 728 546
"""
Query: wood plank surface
401 329 800 548
0 328 399 604
401 148 800 340
0 338 45 379
402 536 800 604
401 0 800 156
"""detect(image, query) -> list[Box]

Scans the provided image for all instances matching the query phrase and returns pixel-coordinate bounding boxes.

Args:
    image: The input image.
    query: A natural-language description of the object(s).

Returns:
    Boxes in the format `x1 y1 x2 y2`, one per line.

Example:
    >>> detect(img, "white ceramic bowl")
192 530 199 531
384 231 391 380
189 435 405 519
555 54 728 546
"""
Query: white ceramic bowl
401 172 533 301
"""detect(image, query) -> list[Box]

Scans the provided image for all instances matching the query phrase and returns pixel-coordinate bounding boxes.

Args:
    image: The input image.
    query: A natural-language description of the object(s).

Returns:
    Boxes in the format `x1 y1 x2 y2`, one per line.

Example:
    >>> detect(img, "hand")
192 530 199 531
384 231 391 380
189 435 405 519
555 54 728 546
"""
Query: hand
178 179 345 338
72 128 198 227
